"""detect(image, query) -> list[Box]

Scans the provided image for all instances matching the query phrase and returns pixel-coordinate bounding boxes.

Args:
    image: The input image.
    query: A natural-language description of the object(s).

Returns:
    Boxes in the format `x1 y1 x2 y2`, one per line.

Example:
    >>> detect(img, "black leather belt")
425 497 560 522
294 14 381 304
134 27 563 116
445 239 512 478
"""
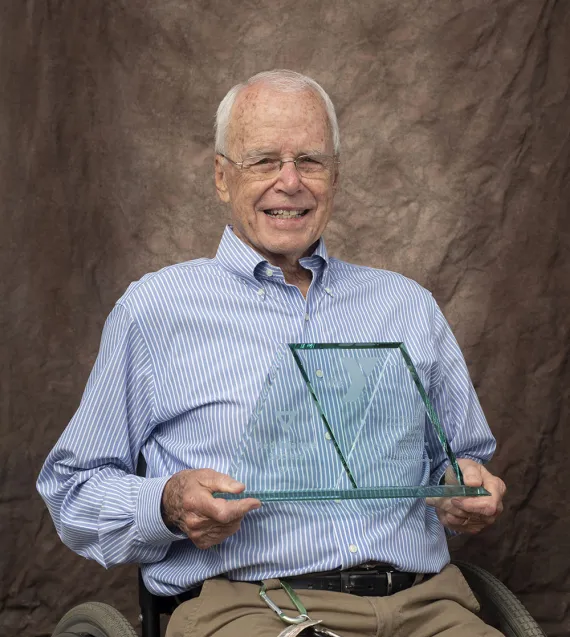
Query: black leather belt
280 563 421 596
173 563 424 605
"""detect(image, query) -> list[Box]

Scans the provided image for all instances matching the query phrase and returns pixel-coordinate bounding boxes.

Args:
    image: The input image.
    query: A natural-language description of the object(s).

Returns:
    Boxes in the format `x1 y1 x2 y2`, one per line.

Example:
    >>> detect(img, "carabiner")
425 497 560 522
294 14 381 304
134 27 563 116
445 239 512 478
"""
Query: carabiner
259 581 310 625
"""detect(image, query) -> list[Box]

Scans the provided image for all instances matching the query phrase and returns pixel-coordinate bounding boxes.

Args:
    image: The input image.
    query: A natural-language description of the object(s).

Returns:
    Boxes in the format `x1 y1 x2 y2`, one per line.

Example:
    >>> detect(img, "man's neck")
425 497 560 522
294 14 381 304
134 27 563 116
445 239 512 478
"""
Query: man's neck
261 244 318 299
279 261 312 298
230 229 318 298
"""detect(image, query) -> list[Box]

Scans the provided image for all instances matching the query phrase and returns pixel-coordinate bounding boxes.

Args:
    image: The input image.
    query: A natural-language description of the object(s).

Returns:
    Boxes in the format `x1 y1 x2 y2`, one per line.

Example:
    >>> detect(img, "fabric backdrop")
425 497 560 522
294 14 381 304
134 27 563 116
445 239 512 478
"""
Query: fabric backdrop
1 1 568 635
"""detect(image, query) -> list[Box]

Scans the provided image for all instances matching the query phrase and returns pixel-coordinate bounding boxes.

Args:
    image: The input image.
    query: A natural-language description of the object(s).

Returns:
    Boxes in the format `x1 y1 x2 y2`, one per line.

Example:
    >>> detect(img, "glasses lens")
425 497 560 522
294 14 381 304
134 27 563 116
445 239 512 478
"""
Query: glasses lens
244 157 281 175
297 155 333 178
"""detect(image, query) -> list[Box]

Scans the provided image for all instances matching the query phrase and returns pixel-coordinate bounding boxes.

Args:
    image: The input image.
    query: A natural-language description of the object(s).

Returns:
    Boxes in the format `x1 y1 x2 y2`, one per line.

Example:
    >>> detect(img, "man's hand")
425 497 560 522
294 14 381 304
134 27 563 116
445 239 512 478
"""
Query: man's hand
161 469 261 549
426 459 506 534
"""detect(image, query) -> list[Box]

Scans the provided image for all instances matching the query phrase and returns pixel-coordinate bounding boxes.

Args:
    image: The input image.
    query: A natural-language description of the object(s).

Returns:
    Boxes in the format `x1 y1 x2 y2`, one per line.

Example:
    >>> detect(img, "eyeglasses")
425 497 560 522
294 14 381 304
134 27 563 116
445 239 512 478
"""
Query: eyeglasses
219 153 338 180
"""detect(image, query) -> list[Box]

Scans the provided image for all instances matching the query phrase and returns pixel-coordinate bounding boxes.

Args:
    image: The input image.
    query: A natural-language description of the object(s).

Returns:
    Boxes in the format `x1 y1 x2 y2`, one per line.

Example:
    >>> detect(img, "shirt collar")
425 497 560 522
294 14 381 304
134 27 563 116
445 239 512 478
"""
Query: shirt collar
215 225 330 282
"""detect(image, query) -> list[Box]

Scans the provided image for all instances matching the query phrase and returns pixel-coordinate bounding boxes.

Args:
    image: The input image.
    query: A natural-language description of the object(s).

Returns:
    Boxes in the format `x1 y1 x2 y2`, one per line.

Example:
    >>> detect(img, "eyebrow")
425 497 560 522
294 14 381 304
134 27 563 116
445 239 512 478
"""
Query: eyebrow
243 147 327 157
242 148 279 158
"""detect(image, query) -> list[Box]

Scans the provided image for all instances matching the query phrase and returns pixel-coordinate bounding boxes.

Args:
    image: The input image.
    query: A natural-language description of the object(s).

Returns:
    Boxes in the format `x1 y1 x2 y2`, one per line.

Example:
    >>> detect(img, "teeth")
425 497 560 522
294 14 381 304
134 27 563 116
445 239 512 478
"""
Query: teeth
265 209 306 218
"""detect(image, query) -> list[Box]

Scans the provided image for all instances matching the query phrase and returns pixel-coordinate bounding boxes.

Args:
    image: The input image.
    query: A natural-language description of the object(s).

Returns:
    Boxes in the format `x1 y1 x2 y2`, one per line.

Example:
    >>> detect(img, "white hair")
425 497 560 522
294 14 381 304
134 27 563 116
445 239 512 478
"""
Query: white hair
215 69 340 156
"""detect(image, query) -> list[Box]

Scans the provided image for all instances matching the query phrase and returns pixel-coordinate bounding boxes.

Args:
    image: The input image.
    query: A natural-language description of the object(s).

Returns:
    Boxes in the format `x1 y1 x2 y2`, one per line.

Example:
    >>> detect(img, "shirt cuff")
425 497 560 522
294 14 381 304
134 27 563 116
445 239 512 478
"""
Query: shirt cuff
430 461 450 486
136 476 186 545
431 455 486 487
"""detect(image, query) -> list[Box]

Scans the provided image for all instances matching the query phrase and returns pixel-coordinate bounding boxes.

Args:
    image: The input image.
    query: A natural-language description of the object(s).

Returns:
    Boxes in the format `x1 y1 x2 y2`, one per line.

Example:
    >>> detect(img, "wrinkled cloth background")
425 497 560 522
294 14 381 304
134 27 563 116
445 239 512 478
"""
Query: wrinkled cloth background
1 1 569 636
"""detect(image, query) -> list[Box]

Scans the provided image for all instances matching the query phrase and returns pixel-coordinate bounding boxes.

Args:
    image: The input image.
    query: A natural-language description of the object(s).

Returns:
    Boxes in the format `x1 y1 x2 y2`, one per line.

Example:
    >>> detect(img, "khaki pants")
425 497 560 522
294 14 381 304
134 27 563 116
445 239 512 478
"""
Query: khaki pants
166 564 504 637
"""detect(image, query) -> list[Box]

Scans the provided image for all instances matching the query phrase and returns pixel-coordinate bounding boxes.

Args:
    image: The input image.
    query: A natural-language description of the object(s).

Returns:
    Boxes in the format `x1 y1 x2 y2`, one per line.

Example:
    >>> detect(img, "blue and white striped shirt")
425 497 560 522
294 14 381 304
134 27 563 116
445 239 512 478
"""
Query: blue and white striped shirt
37 226 495 595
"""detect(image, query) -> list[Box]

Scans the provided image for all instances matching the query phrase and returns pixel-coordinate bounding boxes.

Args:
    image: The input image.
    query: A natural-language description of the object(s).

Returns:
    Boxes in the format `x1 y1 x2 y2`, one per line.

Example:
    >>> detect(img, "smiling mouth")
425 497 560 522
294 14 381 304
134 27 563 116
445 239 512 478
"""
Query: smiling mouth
263 209 310 218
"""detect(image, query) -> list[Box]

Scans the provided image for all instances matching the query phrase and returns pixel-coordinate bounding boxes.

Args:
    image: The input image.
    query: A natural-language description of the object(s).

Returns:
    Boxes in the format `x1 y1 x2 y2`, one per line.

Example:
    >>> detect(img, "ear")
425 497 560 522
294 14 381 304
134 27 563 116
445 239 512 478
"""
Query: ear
214 154 231 203
332 160 340 191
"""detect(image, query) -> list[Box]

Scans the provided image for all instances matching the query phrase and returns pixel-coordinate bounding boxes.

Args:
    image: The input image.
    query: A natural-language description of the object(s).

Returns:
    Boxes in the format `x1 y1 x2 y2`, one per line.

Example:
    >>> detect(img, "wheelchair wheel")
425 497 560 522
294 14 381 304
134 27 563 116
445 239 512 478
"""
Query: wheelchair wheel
51 601 138 637
454 560 546 637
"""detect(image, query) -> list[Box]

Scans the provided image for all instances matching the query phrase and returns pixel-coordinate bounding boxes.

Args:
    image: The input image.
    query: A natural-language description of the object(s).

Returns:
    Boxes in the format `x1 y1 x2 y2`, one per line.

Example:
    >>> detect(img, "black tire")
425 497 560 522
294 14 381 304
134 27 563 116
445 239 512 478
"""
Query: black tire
52 602 138 637
453 560 546 637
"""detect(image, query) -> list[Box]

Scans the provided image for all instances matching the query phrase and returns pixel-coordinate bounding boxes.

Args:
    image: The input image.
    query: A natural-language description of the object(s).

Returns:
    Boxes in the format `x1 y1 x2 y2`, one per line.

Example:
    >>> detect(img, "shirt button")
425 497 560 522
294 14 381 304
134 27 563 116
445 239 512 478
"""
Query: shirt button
349 544 358 553
315 369 324 378
257 288 265 296
324 432 332 440
304 313 310 321
265 269 273 277
324 287 333 296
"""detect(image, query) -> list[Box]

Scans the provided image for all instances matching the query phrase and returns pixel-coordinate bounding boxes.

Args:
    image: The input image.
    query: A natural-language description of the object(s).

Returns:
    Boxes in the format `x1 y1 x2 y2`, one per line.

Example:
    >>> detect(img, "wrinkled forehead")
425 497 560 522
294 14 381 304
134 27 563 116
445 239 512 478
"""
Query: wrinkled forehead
227 83 333 156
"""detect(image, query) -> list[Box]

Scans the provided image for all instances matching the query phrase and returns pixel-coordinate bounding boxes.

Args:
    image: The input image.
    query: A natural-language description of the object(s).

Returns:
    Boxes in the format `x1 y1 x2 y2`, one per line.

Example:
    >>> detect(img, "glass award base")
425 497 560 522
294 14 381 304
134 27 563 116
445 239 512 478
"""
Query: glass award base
216 485 489 502
223 343 491 502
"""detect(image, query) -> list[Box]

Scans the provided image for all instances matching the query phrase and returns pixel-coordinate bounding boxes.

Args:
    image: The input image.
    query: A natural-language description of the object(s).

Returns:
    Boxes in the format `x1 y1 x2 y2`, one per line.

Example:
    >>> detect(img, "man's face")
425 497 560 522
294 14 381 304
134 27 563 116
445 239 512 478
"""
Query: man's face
215 84 338 265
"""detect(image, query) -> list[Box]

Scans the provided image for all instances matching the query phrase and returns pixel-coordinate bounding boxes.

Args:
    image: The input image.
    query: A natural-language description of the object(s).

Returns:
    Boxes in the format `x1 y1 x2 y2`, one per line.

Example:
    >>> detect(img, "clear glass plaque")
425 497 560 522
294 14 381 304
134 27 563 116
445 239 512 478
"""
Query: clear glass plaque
218 343 489 502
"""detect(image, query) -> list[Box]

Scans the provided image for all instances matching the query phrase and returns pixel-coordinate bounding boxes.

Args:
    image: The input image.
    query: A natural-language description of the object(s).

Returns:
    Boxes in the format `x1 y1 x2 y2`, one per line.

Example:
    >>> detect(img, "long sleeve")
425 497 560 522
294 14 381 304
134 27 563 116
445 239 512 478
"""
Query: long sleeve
424 297 496 483
36 303 181 568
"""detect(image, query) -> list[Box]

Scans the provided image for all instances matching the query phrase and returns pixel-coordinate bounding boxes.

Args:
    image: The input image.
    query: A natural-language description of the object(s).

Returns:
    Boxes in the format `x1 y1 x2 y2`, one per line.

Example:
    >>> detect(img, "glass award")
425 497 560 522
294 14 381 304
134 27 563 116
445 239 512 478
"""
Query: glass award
219 343 489 502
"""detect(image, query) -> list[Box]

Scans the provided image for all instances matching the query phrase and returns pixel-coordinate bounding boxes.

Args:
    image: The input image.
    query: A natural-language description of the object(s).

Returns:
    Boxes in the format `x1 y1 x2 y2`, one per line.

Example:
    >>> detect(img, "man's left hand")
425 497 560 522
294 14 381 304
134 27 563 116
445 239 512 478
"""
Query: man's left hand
426 459 506 534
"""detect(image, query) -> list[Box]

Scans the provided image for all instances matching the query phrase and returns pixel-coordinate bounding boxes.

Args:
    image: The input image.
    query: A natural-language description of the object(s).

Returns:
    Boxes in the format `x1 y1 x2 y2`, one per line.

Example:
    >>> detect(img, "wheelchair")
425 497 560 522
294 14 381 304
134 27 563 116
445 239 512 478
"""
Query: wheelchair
50 559 546 637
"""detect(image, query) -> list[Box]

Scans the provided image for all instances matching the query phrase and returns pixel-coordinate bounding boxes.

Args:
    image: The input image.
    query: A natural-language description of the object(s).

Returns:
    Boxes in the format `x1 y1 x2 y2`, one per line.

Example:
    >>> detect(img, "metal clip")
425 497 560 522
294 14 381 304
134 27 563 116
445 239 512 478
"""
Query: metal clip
259 582 310 625
314 627 345 637
386 570 393 596
278 619 323 636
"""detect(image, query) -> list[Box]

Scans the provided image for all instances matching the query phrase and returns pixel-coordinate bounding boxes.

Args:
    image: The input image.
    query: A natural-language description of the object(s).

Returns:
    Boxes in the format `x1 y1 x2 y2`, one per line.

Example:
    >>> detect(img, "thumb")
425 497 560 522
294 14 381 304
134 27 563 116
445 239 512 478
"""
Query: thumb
197 470 245 494
443 464 459 486
461 463 484 487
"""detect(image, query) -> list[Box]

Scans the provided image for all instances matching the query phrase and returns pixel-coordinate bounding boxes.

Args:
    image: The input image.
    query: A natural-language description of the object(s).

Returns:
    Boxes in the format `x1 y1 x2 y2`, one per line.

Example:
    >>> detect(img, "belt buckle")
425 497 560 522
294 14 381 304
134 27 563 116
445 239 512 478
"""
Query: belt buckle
339 571 353 594
339 569 390 596
369 563 394 595
340 567 397 596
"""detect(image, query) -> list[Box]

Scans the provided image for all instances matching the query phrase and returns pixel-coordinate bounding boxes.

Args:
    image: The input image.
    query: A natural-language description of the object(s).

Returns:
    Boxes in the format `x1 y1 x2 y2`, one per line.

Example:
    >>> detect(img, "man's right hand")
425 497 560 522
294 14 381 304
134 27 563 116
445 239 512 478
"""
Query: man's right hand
161 469 261 549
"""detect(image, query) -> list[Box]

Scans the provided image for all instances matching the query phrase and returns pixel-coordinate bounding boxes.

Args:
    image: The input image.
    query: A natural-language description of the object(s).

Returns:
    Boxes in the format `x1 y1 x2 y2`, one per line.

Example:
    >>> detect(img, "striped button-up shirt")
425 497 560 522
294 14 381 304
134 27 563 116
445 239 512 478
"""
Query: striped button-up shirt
37 226 495 595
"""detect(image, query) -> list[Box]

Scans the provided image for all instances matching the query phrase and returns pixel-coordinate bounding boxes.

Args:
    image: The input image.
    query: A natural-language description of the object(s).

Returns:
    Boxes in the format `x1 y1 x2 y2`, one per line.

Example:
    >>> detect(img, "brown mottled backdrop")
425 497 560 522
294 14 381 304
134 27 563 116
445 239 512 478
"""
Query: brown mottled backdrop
1 1 568 635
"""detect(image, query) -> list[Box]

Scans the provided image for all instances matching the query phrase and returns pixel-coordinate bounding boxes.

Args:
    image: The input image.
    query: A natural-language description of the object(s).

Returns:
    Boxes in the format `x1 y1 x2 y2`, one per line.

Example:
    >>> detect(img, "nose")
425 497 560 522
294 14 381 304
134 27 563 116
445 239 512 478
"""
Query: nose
273 159 303 194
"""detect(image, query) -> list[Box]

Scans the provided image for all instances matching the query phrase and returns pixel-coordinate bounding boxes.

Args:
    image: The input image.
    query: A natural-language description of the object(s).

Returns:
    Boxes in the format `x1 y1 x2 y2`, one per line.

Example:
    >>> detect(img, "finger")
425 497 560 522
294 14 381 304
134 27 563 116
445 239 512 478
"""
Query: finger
439 508 490 532
465 466 506 501
183 504 248 535
430 495 495 523
186 495 261 526
447 522 487 535
451 510 496 526
189 470 261 520
222 497 263 520
427 495 470 518
425 496 439 508
498 478 507 497
438 503 475 522
426 496 472 522
189 492 258 523
189 519 243 549
194 469 247 494
441 512 472 526
451 493 501 517
450 498 492 517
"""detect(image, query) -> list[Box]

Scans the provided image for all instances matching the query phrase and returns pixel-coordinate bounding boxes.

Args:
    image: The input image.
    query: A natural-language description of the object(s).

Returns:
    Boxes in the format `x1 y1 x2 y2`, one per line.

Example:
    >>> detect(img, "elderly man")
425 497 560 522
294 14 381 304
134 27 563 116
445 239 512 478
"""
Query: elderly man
38 70 506 637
